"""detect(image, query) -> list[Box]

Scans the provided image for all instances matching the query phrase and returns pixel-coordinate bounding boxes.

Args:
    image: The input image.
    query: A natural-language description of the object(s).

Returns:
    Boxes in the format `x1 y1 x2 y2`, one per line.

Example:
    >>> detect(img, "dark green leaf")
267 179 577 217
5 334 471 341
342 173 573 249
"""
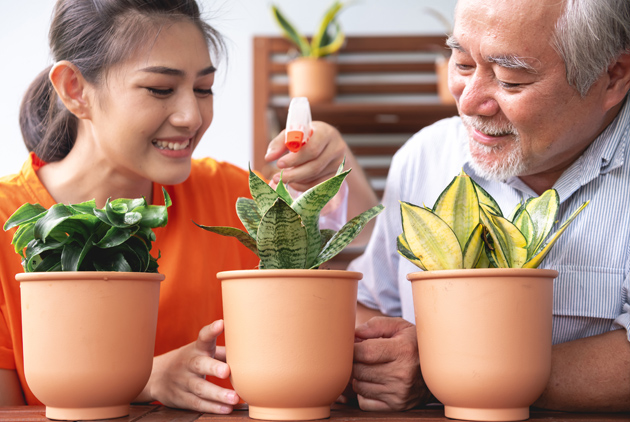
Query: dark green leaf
236 197 262 238
33 204 73 240
195 222 258 256
257 199 308 269
292 169 351 267
3 203 47 231
94 226 138 248
312 204 384 269
248 168 279 216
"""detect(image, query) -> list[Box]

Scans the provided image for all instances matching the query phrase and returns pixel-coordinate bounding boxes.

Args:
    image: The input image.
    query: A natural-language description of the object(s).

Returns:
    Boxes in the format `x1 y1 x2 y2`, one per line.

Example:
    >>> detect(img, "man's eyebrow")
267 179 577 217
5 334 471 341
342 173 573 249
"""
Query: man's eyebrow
446 35 464 52
487 55 537 73
139 65 217 77
446 36 537 73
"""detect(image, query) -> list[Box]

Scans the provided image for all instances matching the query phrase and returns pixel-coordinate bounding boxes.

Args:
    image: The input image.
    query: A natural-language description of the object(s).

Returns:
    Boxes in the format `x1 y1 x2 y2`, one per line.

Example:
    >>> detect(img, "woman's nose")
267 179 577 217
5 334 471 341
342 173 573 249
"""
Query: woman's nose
171 94 203 132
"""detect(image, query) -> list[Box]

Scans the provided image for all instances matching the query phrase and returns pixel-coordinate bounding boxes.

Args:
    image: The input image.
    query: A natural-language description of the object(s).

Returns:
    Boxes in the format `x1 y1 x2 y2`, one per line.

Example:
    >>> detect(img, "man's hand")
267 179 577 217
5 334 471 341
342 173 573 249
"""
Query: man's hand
352 317 432 411
135 320 239 414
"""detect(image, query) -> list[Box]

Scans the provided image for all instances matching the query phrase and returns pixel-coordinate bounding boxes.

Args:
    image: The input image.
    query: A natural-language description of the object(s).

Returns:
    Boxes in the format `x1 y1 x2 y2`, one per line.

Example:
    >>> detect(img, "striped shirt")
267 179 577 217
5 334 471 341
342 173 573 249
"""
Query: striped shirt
350 98 630 345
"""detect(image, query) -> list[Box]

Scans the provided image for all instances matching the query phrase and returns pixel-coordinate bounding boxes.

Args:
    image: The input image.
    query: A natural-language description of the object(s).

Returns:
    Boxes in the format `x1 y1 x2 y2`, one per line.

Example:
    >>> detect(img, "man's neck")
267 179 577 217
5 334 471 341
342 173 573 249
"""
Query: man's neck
518 98 626 196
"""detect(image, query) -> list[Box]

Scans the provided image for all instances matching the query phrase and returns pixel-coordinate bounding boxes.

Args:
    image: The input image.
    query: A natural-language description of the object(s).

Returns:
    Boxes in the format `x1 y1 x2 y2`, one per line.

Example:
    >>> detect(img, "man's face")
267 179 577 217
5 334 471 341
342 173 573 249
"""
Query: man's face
449 0 613 184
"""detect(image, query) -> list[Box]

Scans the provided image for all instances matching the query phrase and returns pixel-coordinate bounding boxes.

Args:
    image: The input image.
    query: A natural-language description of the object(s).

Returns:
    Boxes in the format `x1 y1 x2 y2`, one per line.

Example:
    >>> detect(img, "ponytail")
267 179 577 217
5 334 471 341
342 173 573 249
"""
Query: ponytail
19 66 77 162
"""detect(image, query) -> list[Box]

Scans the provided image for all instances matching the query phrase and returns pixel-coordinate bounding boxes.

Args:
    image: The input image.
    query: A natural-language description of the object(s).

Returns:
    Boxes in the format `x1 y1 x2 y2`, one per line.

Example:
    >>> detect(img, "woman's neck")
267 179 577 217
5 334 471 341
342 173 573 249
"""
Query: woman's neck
37 147 153 208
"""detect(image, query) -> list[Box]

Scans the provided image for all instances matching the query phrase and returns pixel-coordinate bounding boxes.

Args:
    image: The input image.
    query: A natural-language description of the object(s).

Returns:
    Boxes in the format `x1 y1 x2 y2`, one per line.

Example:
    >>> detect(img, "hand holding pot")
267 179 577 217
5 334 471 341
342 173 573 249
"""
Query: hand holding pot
352 317 433 411
135 320 240 414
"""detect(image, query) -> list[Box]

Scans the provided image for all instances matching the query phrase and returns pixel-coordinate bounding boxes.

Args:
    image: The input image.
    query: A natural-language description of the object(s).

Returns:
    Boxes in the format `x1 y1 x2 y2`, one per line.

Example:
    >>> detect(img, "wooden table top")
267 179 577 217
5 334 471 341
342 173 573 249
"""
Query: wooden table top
1 404 628 422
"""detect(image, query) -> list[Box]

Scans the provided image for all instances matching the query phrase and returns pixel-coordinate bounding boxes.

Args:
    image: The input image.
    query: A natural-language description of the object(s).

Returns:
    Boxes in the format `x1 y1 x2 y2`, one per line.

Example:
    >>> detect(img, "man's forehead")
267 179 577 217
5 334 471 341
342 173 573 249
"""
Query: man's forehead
454 0 563 33
452 0 563 64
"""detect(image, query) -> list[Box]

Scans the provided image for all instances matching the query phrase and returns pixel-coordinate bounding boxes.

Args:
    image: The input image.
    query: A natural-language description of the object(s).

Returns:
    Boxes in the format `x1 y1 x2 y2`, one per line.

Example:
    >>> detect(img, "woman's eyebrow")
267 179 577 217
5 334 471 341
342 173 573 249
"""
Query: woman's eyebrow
139 65 216 77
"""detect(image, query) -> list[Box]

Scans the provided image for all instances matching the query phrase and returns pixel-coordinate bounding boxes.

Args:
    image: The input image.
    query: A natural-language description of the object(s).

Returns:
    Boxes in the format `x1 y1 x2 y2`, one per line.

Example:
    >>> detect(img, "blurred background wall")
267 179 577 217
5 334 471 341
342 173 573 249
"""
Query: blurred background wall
0 0 456 176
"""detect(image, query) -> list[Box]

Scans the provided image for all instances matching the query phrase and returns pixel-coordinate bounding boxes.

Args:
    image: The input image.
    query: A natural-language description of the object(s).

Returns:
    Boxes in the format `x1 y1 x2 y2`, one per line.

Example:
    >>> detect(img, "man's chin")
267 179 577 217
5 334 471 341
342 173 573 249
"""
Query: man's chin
468 154 526 182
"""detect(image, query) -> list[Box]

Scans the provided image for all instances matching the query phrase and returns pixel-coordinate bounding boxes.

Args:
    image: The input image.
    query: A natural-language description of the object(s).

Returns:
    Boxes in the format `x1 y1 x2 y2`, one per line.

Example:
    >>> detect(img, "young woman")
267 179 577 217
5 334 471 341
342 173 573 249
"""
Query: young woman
0 0 377 413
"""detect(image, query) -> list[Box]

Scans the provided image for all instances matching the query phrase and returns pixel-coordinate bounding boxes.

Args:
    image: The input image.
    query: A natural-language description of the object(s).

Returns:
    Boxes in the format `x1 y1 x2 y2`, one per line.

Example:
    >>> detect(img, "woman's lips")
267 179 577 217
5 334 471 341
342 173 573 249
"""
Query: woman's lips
152 138 192 157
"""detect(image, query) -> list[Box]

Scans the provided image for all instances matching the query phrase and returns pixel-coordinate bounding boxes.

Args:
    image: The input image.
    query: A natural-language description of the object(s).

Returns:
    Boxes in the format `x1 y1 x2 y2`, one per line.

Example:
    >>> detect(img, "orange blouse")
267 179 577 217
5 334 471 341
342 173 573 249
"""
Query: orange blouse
0 153 259 404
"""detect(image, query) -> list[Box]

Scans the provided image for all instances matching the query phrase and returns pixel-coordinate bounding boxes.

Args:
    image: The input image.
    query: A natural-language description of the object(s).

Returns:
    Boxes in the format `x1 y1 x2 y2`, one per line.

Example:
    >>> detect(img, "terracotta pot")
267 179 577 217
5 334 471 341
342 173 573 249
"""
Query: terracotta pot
18 271 163 421
287 57 337 104
218 269 360 421
408 268 557 422
435 55 456 105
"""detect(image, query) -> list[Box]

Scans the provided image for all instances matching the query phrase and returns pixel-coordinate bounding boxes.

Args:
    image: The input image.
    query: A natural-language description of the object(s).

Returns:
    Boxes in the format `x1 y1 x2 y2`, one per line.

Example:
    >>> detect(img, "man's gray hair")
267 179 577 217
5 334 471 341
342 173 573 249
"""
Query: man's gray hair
553 0 630 96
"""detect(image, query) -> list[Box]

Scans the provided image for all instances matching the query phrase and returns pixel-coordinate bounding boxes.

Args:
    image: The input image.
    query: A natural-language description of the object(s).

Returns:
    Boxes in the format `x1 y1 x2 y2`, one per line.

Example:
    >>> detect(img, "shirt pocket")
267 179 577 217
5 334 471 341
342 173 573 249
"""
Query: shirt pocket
552 265 626 320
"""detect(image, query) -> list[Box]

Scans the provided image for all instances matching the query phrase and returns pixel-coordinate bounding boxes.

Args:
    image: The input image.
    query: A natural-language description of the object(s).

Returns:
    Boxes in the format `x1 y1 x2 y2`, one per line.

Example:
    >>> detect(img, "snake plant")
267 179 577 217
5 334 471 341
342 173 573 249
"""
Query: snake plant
397 171 589 271
271 1 347 58
3 188 171 272
196 162 384 270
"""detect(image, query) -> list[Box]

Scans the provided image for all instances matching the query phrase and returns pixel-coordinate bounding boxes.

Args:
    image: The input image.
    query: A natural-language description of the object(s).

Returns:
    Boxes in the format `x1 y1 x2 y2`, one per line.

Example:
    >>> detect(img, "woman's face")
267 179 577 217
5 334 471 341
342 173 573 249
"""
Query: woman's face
84 20 215 186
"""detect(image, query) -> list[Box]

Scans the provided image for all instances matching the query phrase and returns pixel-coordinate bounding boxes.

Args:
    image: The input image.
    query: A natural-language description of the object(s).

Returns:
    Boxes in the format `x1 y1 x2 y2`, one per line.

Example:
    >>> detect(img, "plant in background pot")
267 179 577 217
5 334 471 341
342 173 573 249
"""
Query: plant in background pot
271 1 348 104
3 189 171 421
398 171 588 422
196 163 383 421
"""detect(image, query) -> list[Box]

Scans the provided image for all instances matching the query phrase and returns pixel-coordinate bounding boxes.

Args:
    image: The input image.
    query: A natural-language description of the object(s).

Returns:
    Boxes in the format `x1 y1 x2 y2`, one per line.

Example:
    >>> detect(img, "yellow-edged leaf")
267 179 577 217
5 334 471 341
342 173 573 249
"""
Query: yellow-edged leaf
311 1 344 56
462 223 484 269
433 172 480 250
512 208 535 255
472 179 503 216
523 200 589 268
312 20 345 57
271 5 311 56
396 233 426 270
525 189 559 257
400 201 462 270
491 213 528 268
480 207 510 268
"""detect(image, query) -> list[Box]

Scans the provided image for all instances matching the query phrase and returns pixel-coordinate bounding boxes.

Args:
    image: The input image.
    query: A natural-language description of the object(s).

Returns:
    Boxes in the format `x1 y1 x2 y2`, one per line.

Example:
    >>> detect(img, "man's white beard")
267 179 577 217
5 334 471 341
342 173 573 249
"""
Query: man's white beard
461 115 527 182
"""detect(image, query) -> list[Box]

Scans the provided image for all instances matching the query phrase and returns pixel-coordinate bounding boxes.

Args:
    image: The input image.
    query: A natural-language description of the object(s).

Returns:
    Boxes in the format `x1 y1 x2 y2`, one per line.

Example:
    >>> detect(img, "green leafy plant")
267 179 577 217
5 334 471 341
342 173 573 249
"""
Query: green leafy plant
271 1 348 58
397 171 589 271
196 163 384 269
3 188 172 272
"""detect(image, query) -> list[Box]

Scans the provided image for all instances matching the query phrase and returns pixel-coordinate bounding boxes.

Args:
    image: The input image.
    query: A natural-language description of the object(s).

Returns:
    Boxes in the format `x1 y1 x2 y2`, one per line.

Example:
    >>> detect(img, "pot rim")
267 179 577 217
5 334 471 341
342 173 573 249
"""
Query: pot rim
407 267 559 281
15 271 165 282
217 268 362 280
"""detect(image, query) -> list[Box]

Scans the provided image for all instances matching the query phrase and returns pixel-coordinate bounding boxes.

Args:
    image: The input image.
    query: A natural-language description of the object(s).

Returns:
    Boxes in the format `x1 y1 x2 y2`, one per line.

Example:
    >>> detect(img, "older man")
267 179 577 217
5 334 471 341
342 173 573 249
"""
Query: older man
349 0 630 413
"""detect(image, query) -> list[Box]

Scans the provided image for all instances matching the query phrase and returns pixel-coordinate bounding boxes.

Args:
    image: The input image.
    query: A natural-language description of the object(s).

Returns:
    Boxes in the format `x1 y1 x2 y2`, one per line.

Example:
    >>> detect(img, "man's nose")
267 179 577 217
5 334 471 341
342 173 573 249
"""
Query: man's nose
452 72 500 117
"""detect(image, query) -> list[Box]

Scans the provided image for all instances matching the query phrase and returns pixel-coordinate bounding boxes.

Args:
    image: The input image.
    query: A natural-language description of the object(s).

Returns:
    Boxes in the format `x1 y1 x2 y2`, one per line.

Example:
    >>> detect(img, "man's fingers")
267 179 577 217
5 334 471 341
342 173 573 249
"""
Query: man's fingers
352 362 387 384
353 337 398 364
355 316 414 340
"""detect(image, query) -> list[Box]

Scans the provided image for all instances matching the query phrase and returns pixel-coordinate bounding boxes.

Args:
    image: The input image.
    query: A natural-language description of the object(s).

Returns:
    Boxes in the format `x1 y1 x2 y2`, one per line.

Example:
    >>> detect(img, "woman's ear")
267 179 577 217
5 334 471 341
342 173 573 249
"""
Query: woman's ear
49 61 92 119
603 52 630 111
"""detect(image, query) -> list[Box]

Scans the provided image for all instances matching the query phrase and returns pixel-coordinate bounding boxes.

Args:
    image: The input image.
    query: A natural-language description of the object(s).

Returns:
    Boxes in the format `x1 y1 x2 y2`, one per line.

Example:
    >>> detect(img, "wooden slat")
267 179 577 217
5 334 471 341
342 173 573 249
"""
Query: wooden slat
270 62 438 74
271 103 458 135
270 82 438 96
264 35 449 53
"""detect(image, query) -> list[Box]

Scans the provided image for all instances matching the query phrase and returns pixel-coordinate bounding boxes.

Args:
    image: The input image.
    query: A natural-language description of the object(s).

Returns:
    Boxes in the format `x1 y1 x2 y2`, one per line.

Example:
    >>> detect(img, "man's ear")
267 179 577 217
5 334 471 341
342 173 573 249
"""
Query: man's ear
49 60 92 119
603 52 630 111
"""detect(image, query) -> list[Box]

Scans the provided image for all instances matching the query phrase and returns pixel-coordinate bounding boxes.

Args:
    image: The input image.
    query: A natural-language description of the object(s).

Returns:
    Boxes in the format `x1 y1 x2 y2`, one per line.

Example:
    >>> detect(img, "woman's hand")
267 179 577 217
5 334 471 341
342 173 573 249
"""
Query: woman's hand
265 121 378 228
135 320 239 414
265 121 348 192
